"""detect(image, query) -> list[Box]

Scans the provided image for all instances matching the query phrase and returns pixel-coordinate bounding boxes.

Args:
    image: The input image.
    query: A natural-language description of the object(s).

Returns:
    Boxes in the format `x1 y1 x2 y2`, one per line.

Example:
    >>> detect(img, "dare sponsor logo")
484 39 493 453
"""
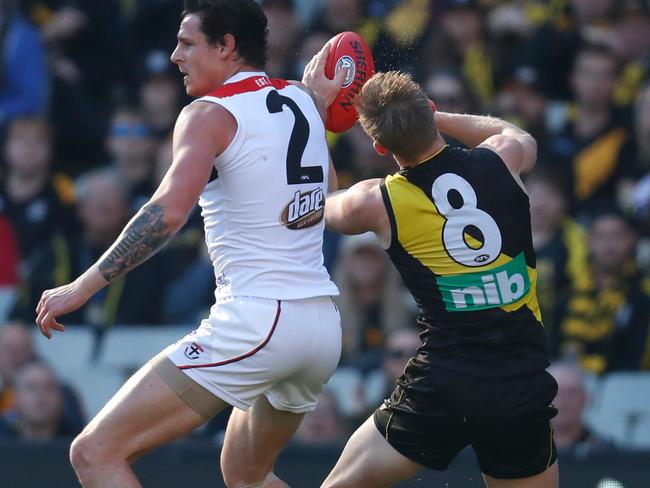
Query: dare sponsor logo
281 187 325 230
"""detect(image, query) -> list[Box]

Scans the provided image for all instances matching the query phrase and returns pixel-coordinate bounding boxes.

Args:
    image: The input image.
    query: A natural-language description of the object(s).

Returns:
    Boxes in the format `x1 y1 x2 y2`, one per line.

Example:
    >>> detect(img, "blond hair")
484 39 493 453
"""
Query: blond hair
354 71 437 162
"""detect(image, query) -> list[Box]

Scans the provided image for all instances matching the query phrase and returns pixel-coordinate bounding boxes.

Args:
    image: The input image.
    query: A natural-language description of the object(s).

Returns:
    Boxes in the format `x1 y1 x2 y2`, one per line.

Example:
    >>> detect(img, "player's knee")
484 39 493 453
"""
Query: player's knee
70 433 113 477
222 467 283 488
320 481 340 488
70 434 98 476
321 475 354 488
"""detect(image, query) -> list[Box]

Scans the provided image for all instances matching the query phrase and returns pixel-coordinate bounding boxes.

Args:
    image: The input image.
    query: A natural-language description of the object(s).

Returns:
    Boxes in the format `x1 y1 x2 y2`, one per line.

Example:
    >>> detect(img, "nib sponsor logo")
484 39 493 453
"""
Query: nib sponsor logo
436 252 531 312
281 187 325 230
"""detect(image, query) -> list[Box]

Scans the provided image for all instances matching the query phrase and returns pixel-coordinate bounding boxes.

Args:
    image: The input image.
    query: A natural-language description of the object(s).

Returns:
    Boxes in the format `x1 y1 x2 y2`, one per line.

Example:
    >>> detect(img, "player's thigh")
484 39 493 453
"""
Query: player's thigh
220 395 304 479
483 462 559 488
77 358 225 461
321 417 422 488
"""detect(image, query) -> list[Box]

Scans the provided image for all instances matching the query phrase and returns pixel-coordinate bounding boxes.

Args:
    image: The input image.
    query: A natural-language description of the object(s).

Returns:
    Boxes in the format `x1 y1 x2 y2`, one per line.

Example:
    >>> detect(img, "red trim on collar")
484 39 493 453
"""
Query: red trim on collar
207 76 289 98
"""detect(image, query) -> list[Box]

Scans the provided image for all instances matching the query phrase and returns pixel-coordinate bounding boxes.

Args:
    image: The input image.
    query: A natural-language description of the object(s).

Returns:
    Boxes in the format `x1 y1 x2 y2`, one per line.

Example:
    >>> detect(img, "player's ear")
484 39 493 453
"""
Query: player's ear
373 141 388 156
219 34 237 56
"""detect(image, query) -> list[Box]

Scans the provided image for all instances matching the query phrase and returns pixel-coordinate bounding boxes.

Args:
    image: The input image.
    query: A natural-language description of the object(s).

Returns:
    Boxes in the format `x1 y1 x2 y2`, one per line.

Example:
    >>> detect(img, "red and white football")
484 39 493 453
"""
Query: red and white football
324 31 375 133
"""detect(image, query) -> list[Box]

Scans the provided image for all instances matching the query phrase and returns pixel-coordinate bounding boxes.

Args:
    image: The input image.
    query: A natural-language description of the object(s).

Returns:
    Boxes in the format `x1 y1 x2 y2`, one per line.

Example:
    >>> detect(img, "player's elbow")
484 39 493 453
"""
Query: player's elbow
520 134 537 174
324 201 350 234
164 209 189 232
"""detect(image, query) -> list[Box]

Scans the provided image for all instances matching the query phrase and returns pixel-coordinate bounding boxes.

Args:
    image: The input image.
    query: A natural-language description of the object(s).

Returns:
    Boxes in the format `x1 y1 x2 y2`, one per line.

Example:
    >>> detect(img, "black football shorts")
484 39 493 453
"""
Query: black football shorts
374 361 558 479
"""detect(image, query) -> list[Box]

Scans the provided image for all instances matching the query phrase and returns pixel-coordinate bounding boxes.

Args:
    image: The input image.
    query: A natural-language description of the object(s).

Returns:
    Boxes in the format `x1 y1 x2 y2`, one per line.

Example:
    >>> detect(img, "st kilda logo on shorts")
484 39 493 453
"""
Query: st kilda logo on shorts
280 187 325 230
184 342 204 360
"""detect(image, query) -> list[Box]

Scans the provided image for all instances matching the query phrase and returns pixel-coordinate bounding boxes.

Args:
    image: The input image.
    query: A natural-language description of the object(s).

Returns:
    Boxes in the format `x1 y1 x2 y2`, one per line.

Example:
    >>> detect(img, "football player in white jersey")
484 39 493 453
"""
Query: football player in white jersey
35 1 346 487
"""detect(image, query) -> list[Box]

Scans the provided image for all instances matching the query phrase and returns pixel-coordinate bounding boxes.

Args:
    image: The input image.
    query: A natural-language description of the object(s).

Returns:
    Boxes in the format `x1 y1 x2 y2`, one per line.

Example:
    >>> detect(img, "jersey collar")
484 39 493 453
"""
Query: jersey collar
223 71 268 84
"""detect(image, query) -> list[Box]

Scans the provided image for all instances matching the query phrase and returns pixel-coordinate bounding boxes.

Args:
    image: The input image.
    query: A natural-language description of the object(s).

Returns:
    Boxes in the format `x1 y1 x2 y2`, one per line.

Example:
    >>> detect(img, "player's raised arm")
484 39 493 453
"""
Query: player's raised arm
325 178 390 245
35 102 234 338
434 111 537 175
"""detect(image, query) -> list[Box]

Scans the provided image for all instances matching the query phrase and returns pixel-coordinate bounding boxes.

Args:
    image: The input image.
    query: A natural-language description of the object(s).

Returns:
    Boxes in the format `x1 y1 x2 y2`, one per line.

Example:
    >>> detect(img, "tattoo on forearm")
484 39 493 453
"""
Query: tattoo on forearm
98 203 173 282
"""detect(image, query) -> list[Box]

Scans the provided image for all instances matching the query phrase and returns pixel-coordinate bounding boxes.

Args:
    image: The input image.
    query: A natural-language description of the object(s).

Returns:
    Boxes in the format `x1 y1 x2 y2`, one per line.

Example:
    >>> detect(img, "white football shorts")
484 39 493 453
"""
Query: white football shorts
163 295 341 413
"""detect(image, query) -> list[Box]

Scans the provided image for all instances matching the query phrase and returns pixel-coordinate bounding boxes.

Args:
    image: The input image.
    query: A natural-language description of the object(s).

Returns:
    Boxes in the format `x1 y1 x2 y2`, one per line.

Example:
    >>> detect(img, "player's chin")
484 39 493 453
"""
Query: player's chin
183 79 197 96
184 84 196 96
185 83 209 98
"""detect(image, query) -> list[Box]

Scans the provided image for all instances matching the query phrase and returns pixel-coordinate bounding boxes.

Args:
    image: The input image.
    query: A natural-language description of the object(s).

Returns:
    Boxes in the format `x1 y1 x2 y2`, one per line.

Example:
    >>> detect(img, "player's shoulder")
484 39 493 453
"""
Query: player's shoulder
178 100 234 126
479 133 537 174
351 177 384 193
173 102 237 153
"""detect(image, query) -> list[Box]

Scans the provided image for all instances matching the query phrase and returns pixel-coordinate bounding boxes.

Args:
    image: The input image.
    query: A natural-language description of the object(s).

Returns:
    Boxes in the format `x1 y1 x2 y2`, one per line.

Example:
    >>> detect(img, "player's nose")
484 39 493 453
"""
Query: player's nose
170 45 181 64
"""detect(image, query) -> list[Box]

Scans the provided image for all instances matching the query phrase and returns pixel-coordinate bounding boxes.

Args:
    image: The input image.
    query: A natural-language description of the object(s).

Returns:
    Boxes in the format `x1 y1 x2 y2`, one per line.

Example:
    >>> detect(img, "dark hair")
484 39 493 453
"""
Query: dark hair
524 167 571 202
8 116 53 143
573 43 621 74
587 206 639 233
182 0 268 69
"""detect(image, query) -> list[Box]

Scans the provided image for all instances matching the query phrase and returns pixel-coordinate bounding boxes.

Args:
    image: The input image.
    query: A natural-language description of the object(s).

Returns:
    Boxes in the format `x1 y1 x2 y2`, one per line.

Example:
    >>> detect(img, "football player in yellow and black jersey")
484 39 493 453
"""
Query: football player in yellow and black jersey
307 70 559 487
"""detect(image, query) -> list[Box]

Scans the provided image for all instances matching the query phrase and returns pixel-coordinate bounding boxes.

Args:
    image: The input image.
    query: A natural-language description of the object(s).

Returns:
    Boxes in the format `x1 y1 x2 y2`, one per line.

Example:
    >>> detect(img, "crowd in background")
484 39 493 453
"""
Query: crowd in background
1 0 650 456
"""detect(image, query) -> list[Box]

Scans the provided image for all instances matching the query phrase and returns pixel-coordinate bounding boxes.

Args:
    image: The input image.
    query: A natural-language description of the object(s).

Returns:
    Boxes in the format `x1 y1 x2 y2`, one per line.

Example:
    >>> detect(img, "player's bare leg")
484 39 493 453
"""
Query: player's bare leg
220 395 305 488
321 416 422 488
69 360 227 488
483 462 559 488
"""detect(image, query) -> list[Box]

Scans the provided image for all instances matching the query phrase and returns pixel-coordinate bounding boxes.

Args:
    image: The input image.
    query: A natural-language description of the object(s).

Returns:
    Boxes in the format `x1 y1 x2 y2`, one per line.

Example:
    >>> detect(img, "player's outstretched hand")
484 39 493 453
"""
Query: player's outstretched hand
35 282 90 339
302 43 348 108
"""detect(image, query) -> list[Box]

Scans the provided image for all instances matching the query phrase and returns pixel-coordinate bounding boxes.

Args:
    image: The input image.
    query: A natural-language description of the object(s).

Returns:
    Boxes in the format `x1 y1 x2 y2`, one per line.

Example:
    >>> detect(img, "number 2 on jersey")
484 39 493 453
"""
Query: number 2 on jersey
266 90 324 185
431 173 502 266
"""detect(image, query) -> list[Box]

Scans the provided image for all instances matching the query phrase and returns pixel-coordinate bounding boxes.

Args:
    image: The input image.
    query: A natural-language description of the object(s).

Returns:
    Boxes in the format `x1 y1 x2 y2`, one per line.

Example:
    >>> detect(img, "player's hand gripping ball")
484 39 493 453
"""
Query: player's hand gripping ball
324 31 375 133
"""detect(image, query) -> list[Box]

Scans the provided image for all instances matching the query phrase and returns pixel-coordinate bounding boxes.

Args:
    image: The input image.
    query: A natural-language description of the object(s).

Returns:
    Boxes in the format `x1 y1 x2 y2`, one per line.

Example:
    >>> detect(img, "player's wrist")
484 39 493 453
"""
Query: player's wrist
74 266 108 300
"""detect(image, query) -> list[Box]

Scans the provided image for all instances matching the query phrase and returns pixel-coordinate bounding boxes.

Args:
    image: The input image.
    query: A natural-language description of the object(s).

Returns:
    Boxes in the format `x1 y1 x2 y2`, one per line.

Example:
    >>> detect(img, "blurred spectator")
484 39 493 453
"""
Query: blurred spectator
424 69 475 115
518 0 616 100
138 50 183 140
106 107 157 213
154 136 174 187
292 30 331 81
293 391 347 446
369 0 433 74
62 167 169 327
557 210 650 374
124 0 185 78
619 81 650 219
424 69 476 148
545 45 631 216
0 361 80 441
0 116 76 258
333 233 413 368
363 327 421 410
548 361 614 456
496 65 550 149
0 117 76 321
346 124 400 181
425 0 495 108
262 0 299 78
0 321 84 433
526 168 587 353
309 0 367 34
162 243 214 325
0 321 33 413
27 1 123 171
0 217 20 320
0 1 47 134
486 0 536 41
609 0 650 107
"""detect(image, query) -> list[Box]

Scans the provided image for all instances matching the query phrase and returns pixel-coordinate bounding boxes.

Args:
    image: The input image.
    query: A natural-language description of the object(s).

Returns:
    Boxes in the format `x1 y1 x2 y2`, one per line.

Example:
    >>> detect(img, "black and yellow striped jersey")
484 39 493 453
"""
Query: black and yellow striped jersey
380 145 549 376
